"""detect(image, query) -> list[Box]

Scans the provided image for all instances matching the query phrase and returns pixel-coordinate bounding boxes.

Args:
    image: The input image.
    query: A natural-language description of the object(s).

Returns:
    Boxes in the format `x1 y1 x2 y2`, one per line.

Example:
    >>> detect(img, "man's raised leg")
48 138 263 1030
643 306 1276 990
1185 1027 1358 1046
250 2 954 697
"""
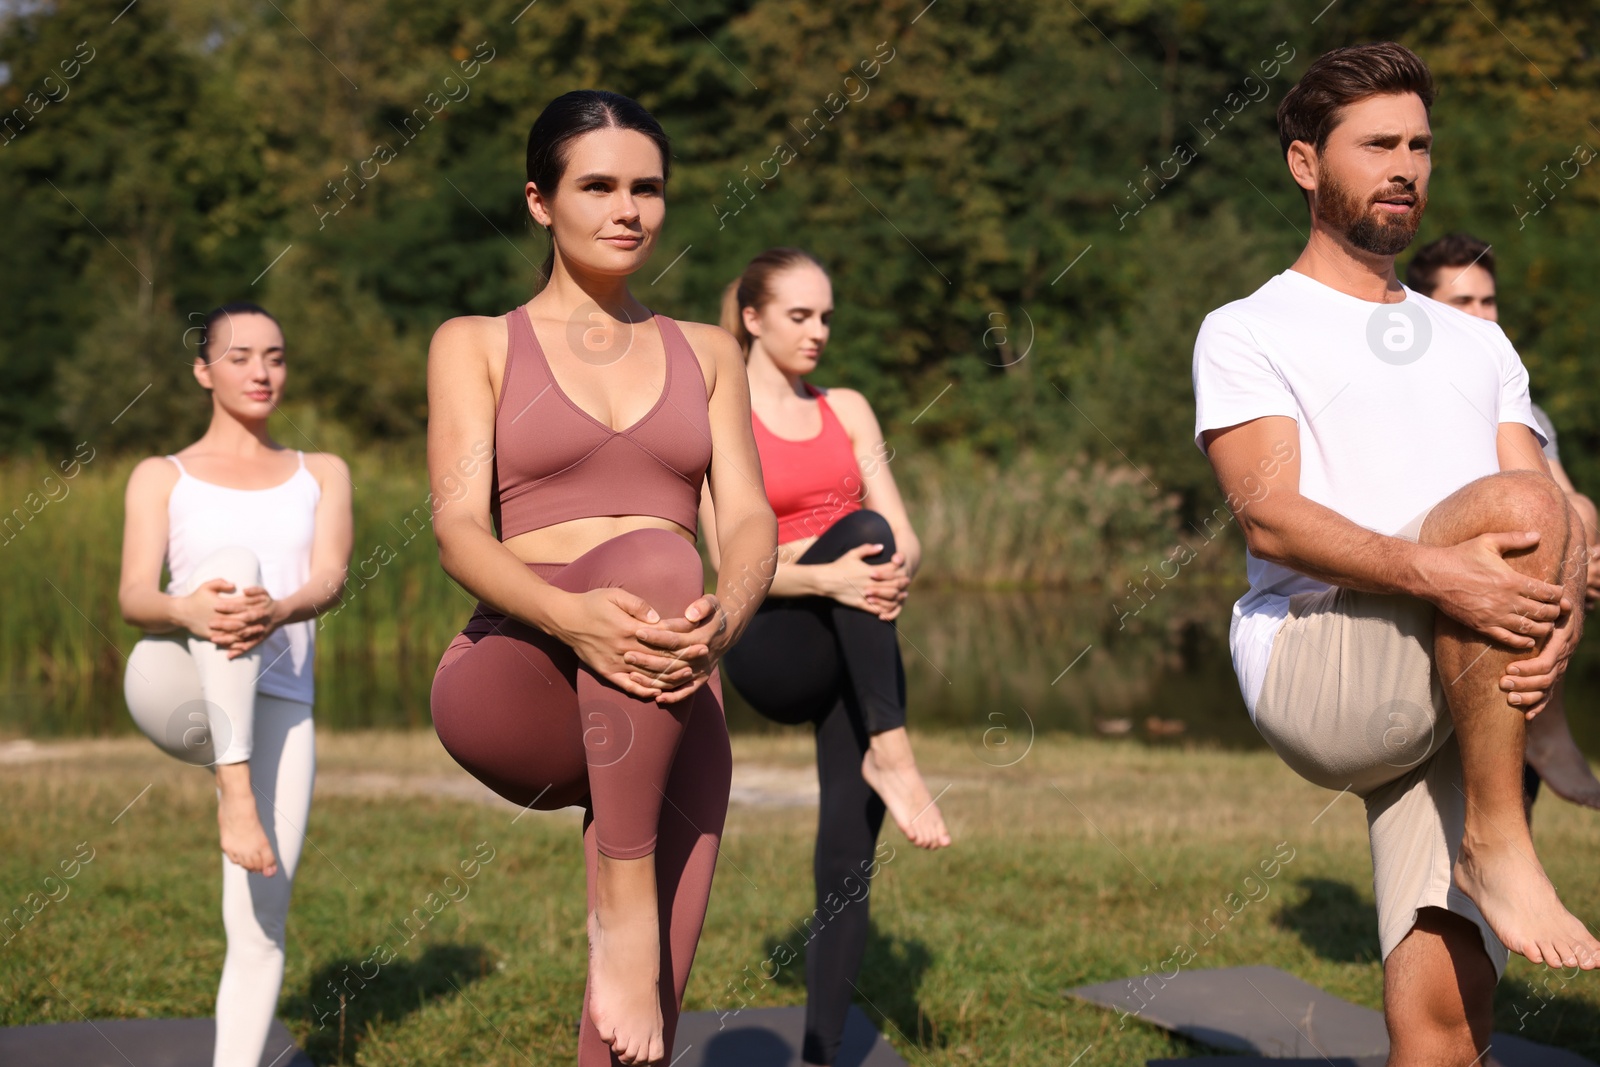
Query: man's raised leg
1421 469 1600 969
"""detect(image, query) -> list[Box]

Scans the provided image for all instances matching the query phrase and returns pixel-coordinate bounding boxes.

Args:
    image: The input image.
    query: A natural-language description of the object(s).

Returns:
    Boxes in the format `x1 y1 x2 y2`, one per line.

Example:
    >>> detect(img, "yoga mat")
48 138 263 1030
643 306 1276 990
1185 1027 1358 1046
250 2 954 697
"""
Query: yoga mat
1147 1040 1591 1067
0 1006 907 1067
672 1004 907 1066
1067 965 1596 1066
1145 1058 1386 1067
1070 964 1388 1057
0 1017 313 1067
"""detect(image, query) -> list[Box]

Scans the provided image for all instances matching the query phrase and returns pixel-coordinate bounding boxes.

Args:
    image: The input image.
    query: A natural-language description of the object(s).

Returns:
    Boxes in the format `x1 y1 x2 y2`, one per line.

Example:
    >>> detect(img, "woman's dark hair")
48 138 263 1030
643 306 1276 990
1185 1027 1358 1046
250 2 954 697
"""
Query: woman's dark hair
525 90 672 288
1277 42 1435 157
198 302 281 363
720 248 828 357
1404 231 1495 295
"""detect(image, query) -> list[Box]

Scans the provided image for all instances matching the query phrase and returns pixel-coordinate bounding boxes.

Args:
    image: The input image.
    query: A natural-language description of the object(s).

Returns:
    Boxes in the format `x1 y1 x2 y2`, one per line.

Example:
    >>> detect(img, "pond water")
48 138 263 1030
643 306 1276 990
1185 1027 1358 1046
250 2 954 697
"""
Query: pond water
9 587 1598 756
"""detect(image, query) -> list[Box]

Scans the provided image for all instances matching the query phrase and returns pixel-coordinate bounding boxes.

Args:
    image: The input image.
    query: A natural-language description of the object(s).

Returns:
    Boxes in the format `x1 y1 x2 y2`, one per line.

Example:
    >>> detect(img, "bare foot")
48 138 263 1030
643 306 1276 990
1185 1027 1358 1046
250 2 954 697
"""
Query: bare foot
861 728 951 850
1454 836 1600 969
217 789 278 877
1525 707 1600 810
587 907 664 1064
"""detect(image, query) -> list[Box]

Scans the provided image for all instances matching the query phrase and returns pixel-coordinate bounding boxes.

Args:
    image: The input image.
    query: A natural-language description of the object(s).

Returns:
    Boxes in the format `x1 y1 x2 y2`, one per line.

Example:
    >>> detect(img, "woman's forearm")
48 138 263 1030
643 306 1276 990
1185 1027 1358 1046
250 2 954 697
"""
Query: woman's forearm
894 523 922 579
767 556 828 598
713 513 781 646
119 586 185 633
436 520 575 636
273 564 350 626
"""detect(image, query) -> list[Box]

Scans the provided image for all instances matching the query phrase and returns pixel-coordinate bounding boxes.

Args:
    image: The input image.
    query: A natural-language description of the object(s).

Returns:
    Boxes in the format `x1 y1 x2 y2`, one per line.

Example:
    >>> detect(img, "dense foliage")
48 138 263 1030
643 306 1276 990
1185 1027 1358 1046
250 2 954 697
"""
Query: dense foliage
4 0 1598 511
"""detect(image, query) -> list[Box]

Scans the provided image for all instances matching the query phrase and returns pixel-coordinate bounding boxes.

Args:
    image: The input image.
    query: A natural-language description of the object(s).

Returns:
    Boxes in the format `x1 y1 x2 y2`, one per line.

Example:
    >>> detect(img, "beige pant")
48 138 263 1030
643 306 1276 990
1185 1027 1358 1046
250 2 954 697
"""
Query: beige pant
1253 506 1510 979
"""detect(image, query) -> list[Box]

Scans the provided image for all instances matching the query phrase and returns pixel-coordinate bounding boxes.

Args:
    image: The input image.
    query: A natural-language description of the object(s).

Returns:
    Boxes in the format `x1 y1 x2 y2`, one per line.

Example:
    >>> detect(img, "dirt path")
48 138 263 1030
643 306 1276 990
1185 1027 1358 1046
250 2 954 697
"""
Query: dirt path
0 736 822 812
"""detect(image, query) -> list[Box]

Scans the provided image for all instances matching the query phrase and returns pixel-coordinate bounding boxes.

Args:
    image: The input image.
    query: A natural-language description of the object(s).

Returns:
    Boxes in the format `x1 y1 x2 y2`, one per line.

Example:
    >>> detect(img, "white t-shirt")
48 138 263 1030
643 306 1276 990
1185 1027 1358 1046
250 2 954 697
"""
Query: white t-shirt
1191 269 1544 719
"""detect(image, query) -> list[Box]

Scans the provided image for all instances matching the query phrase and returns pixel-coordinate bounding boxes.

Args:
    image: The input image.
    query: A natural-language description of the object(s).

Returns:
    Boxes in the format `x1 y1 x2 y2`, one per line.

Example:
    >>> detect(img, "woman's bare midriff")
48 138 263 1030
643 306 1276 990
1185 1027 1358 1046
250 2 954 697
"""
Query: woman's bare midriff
776 534 818 564
503 515 695 565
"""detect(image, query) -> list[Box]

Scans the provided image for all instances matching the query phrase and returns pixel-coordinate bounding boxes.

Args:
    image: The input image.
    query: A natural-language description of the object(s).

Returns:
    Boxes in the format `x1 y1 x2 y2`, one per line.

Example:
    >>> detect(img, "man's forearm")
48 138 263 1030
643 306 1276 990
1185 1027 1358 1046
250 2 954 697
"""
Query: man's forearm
1243 495 1436 601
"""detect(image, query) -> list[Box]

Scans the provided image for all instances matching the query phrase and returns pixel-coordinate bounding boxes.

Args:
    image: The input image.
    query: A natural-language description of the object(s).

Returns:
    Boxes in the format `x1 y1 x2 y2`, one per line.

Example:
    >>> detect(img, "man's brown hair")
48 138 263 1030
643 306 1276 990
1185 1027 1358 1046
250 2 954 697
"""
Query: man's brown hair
1404 231 1495 295
1277 42 1436 156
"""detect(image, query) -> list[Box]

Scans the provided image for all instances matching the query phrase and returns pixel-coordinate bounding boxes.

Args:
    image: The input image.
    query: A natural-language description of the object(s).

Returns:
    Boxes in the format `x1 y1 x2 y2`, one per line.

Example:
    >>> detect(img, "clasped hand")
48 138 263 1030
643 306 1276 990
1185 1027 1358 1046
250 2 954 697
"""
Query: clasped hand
184 578 281 658
824 543 911 621
1430 532 1580 717
559 587 728 704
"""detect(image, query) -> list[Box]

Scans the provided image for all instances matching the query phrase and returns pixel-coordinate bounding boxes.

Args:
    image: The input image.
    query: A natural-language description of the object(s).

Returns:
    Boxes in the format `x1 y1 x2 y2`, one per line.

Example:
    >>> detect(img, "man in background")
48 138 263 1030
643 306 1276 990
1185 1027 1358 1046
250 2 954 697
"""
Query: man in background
1406 232 1600 812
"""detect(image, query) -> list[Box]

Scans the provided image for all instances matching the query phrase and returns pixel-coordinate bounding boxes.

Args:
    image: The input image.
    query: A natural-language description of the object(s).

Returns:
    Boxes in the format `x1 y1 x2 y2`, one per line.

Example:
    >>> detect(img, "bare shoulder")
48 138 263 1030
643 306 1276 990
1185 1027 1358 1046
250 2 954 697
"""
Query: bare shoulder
302 452 351 489
672 319 743 392
429 313 506 364
673 319 742 362
817 385 870 408
816 386 880 429
125 454 180 505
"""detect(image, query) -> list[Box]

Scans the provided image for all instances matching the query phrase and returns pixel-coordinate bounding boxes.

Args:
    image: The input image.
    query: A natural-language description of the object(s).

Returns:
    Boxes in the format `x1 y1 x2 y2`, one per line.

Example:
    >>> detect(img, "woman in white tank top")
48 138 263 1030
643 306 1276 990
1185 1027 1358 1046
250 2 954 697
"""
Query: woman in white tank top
117 303 352 1067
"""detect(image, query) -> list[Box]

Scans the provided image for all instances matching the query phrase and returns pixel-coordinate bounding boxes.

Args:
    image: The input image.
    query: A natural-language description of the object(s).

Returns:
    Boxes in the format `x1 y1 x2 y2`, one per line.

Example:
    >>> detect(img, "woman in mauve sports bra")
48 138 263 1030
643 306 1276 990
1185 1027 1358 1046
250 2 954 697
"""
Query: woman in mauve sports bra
427 91 776 1066
705 248 950 1067
118 302 353 1067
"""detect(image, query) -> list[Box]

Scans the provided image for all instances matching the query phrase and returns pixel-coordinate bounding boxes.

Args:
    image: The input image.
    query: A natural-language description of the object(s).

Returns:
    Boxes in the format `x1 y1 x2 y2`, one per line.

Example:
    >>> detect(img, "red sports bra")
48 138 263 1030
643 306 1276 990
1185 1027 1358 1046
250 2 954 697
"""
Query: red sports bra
492 305 712 541
752 384 864 544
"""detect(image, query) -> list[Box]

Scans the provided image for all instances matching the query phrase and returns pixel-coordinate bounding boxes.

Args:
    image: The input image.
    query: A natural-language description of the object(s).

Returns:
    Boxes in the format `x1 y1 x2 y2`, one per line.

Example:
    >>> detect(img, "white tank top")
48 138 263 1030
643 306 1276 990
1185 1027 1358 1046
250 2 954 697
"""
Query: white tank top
164 450 321 705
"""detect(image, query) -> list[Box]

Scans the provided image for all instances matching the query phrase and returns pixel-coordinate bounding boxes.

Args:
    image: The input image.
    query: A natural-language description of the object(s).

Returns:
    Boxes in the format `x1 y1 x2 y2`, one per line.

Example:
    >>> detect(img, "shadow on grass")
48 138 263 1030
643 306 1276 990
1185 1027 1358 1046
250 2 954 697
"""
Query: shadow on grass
1496 967 1600 1058
757 921 935 1054
857 925 935 1049
287 942 492 1064
1274 877 1381 964
1277 879 1600 1058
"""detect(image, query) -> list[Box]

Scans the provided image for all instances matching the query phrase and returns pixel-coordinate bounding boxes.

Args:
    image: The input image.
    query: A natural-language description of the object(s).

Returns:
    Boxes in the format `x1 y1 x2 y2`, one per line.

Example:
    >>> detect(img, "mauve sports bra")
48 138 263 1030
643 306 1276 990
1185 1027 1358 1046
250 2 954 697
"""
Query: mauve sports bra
491 305 713 540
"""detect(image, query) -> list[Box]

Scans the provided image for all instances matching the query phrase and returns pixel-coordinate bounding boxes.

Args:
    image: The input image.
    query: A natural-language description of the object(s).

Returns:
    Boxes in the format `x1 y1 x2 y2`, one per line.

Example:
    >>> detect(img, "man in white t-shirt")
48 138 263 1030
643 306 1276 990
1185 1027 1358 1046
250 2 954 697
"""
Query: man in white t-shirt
1192 42 1599 1062
1405 231 1600 815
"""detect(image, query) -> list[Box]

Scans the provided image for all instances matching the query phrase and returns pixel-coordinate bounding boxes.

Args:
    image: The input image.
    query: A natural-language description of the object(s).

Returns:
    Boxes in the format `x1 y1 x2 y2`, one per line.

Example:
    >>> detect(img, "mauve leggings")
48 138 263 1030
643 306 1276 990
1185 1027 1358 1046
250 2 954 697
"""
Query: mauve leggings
430 527 732 1066
721 509 905 1065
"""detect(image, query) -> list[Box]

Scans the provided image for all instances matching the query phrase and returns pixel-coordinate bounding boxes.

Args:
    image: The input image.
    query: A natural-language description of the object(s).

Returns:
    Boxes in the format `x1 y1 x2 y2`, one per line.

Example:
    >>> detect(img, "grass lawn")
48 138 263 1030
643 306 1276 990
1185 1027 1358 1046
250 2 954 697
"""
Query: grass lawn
2 730 1597 1064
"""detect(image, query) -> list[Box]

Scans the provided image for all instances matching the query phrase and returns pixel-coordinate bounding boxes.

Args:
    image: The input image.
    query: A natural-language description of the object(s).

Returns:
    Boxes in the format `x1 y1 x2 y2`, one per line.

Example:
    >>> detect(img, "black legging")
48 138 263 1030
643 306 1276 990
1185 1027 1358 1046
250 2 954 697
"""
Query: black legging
722 508 906 1065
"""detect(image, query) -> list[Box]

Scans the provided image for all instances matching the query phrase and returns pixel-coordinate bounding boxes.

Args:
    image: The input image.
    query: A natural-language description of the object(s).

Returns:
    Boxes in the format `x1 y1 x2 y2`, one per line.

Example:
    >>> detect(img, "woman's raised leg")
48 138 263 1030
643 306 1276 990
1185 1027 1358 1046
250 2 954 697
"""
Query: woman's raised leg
124 546 263 769
798 512 949 848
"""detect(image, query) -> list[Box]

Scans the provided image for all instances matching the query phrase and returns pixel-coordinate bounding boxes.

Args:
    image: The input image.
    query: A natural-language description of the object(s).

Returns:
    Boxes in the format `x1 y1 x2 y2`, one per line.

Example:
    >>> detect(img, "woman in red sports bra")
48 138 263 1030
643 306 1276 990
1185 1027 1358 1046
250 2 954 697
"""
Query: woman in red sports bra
426 92 777 1066
704 247 951 1067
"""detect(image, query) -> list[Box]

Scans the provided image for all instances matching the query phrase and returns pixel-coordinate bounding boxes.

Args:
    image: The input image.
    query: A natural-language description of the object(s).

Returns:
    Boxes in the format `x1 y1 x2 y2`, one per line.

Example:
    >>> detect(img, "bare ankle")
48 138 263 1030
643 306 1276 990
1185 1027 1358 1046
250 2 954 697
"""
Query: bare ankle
868 728 916 767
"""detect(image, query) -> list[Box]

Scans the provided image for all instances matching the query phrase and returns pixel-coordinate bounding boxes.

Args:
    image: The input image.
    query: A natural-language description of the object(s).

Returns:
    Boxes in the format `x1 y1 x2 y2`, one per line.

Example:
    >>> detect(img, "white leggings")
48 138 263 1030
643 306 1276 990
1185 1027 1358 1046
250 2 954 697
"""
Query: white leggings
124 547 316 1067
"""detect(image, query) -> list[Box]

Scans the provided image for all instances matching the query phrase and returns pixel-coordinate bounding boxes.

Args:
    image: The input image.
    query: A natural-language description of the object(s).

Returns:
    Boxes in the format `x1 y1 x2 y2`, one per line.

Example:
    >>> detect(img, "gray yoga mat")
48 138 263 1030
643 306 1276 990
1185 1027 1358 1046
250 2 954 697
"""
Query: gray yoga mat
0 1006 906 1067
1145 1059 1387 1067
0 1017 313 1067
1067 965 1596 1066
1147 1041 1591 1067
673 1004 907 1067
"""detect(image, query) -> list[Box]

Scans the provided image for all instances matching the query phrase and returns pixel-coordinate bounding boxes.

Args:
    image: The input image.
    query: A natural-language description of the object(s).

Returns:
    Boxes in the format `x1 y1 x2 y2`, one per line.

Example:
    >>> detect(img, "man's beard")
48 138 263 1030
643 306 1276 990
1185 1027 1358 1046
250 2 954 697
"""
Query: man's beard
1314 167 1427 256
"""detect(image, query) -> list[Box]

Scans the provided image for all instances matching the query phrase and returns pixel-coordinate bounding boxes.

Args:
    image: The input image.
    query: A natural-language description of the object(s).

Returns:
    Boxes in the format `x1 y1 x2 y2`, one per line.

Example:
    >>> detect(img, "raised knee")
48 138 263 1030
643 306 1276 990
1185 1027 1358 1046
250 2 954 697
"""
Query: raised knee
616 529 706 616
1496 471 1570 548
1424 470 1568 551
836 509 895 552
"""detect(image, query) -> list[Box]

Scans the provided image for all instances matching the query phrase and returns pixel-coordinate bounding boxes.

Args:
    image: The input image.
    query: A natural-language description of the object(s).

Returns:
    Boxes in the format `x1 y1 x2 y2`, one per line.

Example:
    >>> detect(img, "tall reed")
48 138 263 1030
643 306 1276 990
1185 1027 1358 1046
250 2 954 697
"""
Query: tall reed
0 447 1215 737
